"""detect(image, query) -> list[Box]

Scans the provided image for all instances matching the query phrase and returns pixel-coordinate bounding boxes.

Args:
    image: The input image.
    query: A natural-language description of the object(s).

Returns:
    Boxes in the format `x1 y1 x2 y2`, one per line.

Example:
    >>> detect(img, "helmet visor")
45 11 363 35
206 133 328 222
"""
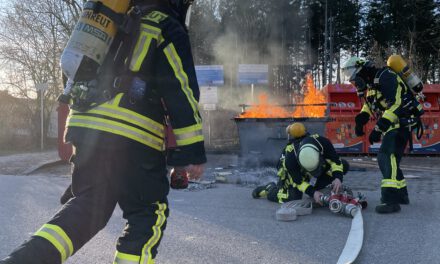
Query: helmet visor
341 56 364 82
341 66 356 81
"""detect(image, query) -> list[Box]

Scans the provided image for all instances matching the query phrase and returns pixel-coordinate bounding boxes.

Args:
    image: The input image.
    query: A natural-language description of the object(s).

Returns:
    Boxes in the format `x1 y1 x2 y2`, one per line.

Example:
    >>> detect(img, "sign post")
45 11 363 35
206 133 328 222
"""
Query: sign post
195 65 224 148
237 64 269 85
36 83 48 151
195 65 224 86
238 64 269 104
199 86 218 147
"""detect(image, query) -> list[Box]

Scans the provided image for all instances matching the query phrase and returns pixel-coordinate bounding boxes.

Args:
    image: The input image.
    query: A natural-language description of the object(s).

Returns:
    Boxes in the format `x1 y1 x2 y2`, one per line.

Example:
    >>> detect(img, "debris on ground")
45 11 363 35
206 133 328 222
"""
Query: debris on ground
186 180 216 191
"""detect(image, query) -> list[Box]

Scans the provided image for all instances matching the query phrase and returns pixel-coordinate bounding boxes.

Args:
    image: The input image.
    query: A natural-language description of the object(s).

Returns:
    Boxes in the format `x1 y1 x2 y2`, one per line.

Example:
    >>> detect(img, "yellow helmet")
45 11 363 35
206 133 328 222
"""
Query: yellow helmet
286 122 307 139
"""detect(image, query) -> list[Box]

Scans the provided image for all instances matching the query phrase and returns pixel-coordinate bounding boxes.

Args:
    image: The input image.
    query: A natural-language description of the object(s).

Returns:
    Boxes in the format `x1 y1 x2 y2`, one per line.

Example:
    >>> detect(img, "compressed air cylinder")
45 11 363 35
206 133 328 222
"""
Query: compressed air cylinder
387 55 423 93
60 0 130 82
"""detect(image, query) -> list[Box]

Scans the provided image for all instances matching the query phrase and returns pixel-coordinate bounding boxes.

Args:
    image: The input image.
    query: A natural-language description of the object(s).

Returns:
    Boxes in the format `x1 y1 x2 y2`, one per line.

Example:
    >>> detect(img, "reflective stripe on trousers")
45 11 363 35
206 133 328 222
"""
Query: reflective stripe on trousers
113 202 167 264
381 179 407 189
34 224 74 263
113 252 143 264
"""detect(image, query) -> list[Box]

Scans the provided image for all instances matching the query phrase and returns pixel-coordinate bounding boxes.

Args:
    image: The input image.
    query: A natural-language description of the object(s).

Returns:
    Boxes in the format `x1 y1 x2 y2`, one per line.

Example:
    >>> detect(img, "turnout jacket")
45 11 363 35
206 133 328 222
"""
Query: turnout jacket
66 7 206 166
282 134 344 197
360 67 422 132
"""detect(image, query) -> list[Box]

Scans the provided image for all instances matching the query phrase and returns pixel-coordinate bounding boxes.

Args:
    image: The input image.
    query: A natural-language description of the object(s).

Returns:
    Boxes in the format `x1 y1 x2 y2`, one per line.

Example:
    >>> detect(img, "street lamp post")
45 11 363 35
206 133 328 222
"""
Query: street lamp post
36 83 48 151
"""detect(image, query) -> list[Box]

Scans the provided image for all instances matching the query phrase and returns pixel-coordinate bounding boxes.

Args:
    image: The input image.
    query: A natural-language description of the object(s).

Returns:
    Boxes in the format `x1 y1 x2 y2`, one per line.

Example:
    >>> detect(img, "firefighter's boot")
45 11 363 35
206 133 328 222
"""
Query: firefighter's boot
381 195 410 205
252 182 276 199
400 195 410 205
375 203 401 214
399 187 410 204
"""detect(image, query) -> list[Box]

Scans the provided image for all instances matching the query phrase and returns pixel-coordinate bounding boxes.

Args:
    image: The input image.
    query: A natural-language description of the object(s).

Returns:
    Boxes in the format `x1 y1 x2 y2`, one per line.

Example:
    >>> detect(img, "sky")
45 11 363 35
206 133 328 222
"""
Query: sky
0 0 9 10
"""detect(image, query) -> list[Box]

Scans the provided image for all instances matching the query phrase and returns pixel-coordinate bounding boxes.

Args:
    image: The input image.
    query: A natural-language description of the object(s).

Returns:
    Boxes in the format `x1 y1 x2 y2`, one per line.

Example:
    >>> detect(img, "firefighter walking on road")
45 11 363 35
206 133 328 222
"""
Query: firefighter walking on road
253 123 349 204
342 56 424 214
1 0 206 263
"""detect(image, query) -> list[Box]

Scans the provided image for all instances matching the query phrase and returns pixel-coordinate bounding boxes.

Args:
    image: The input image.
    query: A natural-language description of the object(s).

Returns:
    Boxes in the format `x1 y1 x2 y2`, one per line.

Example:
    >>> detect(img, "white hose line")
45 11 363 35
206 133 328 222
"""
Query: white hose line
337 209 364 264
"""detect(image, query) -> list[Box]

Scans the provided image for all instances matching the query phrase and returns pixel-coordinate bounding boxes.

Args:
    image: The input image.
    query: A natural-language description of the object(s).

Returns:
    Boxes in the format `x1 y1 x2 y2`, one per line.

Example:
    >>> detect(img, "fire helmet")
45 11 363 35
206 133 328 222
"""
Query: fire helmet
286 122 307 139
298 139 324 177
341 56 373 97
168 0 194 27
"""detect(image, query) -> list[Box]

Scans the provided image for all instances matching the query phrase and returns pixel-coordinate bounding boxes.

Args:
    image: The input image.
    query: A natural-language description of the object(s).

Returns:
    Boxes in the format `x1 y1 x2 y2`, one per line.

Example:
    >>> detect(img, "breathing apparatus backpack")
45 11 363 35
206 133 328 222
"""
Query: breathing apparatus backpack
387 55 424 94
59 0 147 111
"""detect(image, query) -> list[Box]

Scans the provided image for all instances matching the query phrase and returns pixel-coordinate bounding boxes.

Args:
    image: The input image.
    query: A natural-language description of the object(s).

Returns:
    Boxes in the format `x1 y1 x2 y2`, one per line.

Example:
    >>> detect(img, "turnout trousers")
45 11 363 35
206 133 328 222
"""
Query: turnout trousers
1 143 170 264
377 127 410 204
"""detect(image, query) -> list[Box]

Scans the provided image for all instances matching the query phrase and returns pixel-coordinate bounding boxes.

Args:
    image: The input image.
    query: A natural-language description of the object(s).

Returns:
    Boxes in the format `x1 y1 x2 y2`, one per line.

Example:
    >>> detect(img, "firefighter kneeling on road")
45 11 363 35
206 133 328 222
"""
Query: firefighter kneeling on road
342 56 424 214
252 122 349 205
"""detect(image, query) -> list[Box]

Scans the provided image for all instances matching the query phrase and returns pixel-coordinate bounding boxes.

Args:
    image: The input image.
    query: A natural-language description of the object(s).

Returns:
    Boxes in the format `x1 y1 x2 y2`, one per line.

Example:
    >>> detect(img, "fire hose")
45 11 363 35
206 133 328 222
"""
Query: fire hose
320 192 367 264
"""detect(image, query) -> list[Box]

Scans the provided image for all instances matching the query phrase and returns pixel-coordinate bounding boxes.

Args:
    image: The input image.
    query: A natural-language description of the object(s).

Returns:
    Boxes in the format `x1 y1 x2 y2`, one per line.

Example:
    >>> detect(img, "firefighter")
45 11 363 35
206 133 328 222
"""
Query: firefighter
342 56 421 214
252 123 349 204
1 0 205 263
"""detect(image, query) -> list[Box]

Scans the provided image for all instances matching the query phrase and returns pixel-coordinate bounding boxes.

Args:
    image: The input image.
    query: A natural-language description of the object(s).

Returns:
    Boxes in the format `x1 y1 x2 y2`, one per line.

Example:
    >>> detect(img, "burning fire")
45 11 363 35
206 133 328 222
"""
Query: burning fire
238 93 291 118
293 74 326 117
238 74 327 118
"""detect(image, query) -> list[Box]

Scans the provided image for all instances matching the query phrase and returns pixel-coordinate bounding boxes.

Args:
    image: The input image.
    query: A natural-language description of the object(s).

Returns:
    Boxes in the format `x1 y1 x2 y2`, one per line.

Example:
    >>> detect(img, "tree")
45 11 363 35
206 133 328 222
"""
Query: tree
189 0 221 64
363 0 440 82
329 0 362 83
0 0 81 148
307 0 361 85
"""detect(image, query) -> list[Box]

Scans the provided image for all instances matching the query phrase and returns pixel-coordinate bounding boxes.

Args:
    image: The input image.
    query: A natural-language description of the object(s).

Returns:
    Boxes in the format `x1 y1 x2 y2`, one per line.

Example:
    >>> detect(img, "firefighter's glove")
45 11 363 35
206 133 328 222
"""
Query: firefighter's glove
313 191 324 206
369 118 392 144
170 168 189 189
376 118 392 132
354 112 370 136
368 127 382 145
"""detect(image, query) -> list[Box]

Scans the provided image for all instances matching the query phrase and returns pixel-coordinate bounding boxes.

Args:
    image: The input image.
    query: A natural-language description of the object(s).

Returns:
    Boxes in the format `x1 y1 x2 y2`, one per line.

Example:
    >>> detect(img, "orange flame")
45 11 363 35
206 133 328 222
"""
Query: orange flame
238 93 291 118
293 74 326 117
238 74 326 118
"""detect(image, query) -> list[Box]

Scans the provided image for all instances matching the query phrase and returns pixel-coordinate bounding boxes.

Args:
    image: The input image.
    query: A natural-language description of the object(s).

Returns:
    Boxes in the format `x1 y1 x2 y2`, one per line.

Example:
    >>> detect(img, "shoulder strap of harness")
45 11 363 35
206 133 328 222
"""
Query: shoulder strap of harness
110 5 159 94
310 134 324 155
373 67 388 87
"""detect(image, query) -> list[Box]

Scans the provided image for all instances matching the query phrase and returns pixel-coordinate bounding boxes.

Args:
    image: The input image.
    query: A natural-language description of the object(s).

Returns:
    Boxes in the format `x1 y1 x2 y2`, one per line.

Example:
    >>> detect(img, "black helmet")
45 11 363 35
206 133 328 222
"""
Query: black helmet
168 0 194 27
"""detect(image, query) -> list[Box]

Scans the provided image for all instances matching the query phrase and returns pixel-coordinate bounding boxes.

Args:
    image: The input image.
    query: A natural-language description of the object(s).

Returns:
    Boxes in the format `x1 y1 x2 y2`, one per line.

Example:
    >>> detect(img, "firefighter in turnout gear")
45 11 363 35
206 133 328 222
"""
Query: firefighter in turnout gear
252 123 349 204
342 56 423 214
252 123 308 203
1 0 205 263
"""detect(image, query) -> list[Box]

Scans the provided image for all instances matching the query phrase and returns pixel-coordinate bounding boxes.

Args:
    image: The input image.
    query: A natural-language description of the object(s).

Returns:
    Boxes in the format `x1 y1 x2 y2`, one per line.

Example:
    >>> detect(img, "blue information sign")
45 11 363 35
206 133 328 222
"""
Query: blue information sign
238 64 269 85
195 65 224 86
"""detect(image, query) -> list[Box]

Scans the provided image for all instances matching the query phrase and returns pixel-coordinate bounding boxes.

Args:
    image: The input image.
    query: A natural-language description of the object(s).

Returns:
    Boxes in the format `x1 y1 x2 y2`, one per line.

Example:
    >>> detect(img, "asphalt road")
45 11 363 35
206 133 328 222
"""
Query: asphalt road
0 173 440 264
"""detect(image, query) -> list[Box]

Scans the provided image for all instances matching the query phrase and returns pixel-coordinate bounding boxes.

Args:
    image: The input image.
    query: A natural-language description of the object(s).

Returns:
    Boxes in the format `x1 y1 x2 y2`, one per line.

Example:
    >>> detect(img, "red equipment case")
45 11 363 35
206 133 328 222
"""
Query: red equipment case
324 84 365 153
365 84 440 154
409 84 440 154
